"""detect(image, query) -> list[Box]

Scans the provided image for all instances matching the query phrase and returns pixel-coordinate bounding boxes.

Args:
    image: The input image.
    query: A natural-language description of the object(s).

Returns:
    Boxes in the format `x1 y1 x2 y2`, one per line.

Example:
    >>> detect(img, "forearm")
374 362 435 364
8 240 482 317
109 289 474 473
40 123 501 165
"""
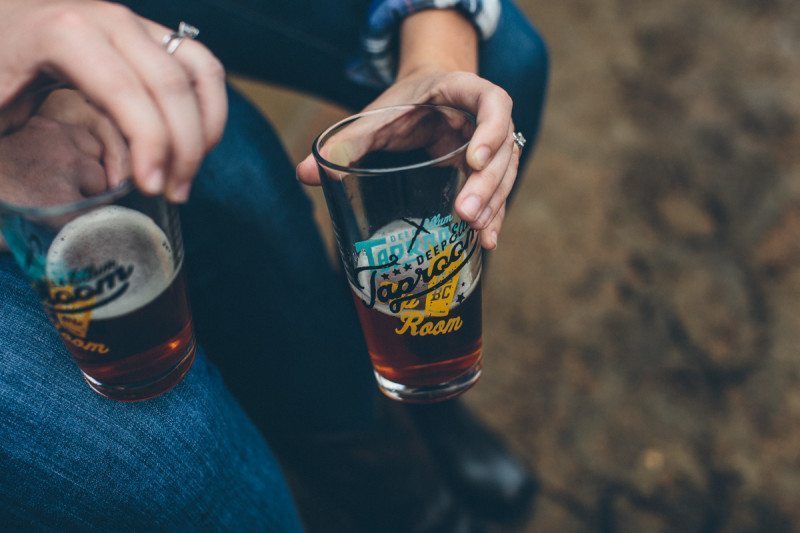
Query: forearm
397 9 478 78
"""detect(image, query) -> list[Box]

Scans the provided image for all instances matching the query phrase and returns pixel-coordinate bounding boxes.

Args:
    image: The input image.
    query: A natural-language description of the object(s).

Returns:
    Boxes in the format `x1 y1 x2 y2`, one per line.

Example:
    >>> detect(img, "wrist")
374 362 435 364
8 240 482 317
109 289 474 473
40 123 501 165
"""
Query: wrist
395 64 450 82
396 9 478 80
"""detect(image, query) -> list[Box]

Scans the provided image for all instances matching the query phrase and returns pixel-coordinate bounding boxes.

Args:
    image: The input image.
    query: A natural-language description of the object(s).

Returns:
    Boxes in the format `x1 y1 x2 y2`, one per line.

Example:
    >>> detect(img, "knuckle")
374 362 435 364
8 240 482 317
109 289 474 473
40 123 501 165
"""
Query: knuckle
481 168 503 186
478 210 496 229
94 115 115 137
50 142 72 163
182 143 205 166
65 149 84 170
200 56 226 81
489 193 506 213
101 3 134 20
494 87 513 108
173 137 205 167
505 171 518 194
27 115 48 128
448 71 470 83
36 117 64 135
155 69 191 96
136 125 169 155
70 127 90 144
83 158 104 177
443 71 474 89
45 8 88 31
486 202 499 217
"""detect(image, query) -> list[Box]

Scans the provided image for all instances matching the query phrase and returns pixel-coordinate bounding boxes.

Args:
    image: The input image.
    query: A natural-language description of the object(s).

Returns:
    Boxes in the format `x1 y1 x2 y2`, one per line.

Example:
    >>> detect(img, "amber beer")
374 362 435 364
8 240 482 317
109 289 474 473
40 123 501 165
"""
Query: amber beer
41 205 195 401
351 218 483 400
353 280 482 389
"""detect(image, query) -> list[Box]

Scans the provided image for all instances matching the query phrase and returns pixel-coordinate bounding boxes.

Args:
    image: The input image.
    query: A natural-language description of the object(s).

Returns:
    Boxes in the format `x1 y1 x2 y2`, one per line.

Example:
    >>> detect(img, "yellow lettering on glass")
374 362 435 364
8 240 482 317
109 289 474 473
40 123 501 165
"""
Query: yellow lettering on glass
49 284 93 338
388 245 466 337
425 245 460 317
48 284 110 354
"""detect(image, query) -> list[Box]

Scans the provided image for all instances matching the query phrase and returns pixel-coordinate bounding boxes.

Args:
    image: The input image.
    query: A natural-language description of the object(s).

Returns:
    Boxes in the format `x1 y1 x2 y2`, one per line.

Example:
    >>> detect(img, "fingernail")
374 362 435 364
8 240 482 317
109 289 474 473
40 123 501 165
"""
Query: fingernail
145 169 164 194
169 182 191 203
491 231 498 248
461 195 482 220
473 146 491 170
476 206 493 227
295 164 302 181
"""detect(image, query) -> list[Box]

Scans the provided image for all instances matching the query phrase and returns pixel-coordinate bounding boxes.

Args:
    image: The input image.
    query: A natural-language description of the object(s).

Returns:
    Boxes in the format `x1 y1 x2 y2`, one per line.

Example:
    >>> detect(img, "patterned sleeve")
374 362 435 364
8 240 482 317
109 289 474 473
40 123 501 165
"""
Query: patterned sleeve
346 0 502 88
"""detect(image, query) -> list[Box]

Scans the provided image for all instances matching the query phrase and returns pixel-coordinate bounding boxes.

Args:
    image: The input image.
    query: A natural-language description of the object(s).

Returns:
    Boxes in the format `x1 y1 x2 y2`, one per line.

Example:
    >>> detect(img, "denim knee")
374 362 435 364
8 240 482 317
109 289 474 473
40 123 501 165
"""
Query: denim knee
0 256 301 530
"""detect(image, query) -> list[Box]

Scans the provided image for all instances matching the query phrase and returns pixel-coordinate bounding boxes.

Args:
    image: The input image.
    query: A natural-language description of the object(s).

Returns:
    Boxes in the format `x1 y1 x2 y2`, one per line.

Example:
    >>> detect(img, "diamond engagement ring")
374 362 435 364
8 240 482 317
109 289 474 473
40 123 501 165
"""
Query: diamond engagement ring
161 22 200 55
512 132 526 150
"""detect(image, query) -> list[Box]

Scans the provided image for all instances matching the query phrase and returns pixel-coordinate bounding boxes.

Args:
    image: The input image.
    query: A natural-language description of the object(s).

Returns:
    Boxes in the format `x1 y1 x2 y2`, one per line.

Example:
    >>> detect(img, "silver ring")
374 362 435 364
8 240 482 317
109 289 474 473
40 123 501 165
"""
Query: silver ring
161 22 200 55
512 131 526 150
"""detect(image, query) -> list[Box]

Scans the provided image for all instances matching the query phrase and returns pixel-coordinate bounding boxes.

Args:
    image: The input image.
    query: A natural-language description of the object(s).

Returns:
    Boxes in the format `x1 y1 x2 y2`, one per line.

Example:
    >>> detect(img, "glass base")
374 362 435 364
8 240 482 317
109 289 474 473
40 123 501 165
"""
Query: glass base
375 362 482 403
81 341 197 402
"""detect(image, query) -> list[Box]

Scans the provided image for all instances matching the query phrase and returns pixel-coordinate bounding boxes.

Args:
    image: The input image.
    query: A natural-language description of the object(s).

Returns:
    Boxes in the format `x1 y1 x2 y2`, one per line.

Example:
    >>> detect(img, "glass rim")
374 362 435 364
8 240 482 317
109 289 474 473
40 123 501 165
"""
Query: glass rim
0 179 135 220
312 104 475 175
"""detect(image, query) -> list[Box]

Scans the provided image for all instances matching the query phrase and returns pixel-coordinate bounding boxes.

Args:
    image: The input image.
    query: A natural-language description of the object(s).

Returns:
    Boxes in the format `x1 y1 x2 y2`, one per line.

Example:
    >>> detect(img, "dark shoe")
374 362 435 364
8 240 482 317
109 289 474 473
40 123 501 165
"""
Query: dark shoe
407 399 538 525
274 401 487 533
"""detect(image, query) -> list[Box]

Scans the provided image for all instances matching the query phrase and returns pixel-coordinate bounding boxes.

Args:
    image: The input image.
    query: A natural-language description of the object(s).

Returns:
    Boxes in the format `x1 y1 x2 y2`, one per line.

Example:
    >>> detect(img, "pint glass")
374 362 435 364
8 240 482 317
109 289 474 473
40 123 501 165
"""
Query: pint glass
0 182 195 401
313 104 482 403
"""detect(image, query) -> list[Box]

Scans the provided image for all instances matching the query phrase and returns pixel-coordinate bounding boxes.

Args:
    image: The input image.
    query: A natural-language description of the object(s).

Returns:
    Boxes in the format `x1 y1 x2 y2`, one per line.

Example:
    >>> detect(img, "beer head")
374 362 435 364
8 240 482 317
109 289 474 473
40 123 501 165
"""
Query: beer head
46 205 174 320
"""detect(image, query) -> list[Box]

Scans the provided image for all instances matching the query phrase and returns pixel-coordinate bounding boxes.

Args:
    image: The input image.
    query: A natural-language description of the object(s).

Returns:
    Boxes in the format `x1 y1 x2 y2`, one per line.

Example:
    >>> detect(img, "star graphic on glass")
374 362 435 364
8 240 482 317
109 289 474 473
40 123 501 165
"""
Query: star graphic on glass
381 273 390 280
456 293 465 304
392 268 401 276
403 263 412 271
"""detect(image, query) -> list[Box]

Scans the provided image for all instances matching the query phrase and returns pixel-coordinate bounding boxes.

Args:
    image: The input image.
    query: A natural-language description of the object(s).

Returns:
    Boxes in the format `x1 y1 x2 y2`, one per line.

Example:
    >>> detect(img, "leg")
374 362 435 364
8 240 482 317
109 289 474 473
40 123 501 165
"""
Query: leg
179 89 482 531
120 0 547 525
0 255 302 530
180 87 377 436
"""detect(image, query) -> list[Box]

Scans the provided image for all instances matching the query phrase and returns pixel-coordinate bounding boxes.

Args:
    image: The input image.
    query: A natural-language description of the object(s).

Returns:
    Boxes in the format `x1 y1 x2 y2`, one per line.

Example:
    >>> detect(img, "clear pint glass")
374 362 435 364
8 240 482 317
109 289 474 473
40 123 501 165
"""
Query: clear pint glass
0 182 195 401
313 104 482 403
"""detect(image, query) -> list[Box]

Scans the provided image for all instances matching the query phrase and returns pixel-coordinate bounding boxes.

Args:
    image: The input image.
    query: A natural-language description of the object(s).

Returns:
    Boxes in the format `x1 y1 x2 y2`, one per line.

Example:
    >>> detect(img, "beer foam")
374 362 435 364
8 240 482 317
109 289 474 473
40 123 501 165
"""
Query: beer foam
46 206 175 320
352 218 481 316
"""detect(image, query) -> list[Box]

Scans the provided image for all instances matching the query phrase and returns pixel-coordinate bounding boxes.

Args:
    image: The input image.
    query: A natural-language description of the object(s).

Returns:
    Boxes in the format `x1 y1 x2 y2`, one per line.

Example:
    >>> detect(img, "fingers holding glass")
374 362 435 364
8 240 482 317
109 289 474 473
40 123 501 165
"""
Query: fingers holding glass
479 132 523 249
26 7 224 202
37 89 132 187
429 72 513 171
482 203 506 250
456 124 515 226
147 21 228 149
105 17 204 202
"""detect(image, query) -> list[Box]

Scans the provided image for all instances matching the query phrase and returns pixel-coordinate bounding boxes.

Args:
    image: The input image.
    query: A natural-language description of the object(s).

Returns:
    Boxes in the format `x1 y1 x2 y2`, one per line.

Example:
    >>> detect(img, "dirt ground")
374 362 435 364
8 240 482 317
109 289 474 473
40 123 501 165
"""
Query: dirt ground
233 0 800 529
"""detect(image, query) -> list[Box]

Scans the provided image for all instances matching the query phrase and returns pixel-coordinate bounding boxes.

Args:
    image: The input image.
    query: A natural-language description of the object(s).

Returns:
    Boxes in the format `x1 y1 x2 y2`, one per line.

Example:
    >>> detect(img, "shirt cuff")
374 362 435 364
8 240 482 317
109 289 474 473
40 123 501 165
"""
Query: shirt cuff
347 0 501 88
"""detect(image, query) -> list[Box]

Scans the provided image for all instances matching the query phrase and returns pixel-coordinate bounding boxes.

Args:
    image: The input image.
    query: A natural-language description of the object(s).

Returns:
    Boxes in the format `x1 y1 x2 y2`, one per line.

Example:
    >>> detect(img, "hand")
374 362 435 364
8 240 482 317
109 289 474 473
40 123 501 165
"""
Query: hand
0 117 105 251
0 0 227 202
0 89 132 251
37 89 131 188
297 68 519 250
297 4 516 250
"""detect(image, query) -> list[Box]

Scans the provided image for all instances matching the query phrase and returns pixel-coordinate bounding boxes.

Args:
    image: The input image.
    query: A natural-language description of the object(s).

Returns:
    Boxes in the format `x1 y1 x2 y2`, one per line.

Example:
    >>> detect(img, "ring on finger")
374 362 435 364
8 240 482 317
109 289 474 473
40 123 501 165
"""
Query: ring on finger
161 22 200 55
512 131 526 150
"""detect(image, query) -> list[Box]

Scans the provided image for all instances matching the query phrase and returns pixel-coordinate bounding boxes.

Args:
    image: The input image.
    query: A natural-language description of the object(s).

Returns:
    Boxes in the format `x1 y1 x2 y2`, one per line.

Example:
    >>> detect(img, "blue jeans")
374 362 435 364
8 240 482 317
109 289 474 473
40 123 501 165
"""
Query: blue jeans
0 1 548 528
0 256 303 530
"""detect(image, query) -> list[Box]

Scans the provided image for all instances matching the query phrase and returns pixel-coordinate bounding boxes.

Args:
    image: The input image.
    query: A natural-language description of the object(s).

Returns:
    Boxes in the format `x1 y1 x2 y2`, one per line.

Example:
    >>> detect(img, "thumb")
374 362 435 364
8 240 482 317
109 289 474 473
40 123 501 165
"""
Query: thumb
296 154 321 186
